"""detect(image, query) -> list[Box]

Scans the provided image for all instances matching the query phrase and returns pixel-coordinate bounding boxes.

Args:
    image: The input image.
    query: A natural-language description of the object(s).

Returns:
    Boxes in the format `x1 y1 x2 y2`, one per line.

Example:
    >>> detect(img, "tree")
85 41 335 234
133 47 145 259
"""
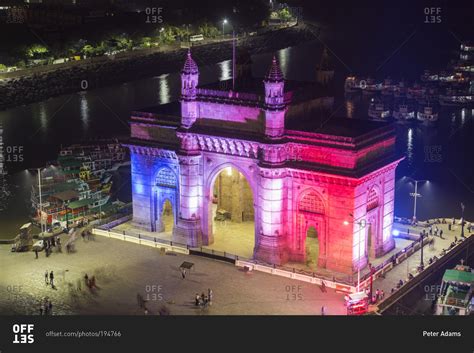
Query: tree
197 22 220 38
0 64 7 72
26 44 49 59
81 44 95 58
278 8 293 23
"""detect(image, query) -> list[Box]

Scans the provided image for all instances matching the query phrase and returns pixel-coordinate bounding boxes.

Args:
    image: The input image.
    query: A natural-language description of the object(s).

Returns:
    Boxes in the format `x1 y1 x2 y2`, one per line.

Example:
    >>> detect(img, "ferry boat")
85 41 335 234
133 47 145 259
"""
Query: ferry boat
368 98 391 121
406 82 426 99
392 101 415 122
439 87 474 106
435 263 474 316
362 77 381 95
344 76 360 93
393 81 407 98
381 78 396 96
417 103 439 125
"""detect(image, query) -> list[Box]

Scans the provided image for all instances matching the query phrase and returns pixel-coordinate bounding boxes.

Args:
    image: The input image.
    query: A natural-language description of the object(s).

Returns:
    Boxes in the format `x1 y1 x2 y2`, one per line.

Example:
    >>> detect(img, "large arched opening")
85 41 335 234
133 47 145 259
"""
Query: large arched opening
205 165 255 259
366 187 380 259
294 190 327 269
154 167 178 235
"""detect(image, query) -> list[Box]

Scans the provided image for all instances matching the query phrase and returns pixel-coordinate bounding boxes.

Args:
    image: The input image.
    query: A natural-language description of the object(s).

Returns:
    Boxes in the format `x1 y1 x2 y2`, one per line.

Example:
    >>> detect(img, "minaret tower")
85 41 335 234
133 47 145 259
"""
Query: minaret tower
263 56 286 139
180 49 199 128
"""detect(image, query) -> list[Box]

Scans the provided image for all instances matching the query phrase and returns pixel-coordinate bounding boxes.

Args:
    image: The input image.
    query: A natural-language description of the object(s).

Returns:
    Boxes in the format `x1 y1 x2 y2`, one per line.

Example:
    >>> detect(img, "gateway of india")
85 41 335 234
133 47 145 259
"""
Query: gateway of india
126 50 402 274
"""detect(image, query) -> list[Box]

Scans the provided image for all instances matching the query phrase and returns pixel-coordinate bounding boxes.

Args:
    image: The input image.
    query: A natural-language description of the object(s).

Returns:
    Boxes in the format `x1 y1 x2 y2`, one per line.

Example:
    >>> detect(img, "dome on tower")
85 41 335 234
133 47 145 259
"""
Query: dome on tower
265 56 284 82
182 49 199 75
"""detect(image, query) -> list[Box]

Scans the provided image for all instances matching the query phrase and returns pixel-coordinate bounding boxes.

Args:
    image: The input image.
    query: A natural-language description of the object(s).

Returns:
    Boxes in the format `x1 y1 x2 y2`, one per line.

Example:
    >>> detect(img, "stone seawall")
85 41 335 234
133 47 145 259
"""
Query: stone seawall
0 24 318 111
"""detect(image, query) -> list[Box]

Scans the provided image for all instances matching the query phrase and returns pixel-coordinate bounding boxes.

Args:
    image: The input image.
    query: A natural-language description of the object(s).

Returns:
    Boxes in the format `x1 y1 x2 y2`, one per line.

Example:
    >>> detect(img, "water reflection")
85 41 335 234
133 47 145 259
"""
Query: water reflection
406 127 413 166
39 102 47 131
79 93 89 129
278 48 290 76
218 60 232 81
158 74 171 104
345 99 355 118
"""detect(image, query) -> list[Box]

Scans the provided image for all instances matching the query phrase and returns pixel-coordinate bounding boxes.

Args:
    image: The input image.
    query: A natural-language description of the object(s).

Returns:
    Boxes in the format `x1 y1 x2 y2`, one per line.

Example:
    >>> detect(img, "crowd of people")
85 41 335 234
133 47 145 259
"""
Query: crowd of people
194 288 213 308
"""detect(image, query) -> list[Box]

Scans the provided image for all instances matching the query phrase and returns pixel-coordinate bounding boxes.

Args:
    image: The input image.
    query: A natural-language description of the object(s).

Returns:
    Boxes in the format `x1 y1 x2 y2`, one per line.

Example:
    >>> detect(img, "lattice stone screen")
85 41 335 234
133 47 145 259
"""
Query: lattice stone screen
155 168 177 188
299 192 325 214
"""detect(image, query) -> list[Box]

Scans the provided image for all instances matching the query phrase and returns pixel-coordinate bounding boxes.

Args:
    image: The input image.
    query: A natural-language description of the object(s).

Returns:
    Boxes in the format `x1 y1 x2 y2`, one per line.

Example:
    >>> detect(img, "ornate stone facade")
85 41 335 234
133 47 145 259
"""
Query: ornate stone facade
126 52 403 274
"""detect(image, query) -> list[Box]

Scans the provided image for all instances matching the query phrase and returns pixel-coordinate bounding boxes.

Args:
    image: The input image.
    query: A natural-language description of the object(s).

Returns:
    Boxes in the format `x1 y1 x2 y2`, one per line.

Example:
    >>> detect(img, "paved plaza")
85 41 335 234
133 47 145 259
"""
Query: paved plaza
0 230 345 316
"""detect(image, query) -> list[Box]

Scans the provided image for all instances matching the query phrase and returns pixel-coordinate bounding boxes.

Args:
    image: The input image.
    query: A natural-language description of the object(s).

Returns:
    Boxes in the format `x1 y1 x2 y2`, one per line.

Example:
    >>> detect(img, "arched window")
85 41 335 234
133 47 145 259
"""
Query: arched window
299 191 324 214
367 188 379 211
155 168 177 188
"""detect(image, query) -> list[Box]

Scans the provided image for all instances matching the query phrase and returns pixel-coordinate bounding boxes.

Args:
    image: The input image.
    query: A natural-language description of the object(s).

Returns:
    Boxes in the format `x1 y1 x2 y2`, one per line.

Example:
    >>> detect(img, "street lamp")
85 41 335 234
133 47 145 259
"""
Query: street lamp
461 203 465 238
64 200 70 232
343 215 369 292
404 177 429 224
222 19 228 37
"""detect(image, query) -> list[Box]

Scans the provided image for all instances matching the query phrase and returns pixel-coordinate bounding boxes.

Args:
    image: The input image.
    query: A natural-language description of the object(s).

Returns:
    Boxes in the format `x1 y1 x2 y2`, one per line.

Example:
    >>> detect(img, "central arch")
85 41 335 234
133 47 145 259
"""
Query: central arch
203 163 257 259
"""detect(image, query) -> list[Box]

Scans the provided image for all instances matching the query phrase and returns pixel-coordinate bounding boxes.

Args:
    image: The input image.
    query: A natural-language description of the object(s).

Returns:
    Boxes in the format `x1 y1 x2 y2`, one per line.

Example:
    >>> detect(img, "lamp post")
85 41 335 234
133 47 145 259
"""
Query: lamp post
405 177 429 224
344 217 369 292
64 201 70 232
419 230 424 271
461 203 465 238
222 19 228 38
37 167 44 235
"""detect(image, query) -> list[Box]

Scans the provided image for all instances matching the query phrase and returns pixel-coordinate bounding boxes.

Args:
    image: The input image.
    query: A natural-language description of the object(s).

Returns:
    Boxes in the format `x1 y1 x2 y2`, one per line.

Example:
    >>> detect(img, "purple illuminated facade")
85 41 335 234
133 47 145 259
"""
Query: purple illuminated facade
126 51 403 274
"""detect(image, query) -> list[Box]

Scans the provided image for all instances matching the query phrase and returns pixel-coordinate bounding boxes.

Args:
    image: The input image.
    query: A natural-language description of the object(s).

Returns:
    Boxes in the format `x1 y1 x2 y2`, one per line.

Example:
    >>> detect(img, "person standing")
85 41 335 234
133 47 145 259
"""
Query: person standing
321 306 326 316
35 249 38 259
45 270 49 285
181 268 186 279
48 301 53 315
49 271 54 287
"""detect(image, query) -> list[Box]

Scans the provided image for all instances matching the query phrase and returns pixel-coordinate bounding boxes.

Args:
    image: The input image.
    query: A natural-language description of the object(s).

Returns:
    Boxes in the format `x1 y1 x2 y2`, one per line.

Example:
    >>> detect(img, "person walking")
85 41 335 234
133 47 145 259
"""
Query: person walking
208 288 213 304
48 301 53 315
181 268 186 279
84 273 89 287
321 306 326 316
49 271 54 287
35 249 38 259
44 271 49 285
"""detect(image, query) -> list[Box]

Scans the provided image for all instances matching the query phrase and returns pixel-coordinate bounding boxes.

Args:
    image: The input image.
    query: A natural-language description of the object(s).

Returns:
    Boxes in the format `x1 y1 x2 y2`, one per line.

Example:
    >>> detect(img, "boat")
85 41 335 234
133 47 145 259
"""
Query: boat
439 87 474 106
392 101 415 122
368 98 391 121
417 103 439 125
344 76 360 93
381 78 396 96
407 82 426 99
393 81 407 98
435 262 474 315
362 77 381 95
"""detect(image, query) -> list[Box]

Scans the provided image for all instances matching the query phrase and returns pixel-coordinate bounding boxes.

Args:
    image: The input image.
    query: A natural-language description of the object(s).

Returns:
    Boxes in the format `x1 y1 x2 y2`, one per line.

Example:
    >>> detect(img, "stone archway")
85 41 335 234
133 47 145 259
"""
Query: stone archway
294 190 327 268
366 187 380 258
203 163 257 259
153 167 178 232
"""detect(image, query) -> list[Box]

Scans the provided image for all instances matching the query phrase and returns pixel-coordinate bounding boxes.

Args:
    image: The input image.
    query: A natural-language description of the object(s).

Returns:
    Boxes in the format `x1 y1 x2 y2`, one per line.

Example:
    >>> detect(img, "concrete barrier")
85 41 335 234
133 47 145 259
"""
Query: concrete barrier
235 260 356 292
